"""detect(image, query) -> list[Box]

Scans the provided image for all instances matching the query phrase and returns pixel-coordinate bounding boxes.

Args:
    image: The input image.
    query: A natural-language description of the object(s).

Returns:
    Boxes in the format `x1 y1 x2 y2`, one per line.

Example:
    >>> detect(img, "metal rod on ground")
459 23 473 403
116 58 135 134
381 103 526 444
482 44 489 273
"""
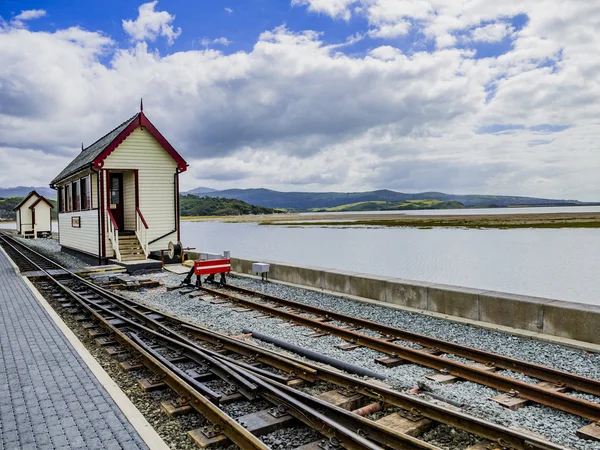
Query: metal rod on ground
352 403 383 417
242 329 386 380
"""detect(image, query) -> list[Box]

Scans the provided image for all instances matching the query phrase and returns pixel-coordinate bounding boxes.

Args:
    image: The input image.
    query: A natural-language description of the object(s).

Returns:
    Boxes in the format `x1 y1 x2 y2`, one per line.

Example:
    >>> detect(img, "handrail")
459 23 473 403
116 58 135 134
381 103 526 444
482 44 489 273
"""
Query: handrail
107 208 120 260
107 208 119 230
136 207 149 258
136 207 148 229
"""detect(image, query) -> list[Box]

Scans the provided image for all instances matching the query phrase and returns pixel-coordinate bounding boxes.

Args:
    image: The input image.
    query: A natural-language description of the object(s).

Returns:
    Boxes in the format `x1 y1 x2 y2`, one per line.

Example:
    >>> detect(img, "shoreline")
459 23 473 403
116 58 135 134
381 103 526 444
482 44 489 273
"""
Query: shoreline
183 211 600 229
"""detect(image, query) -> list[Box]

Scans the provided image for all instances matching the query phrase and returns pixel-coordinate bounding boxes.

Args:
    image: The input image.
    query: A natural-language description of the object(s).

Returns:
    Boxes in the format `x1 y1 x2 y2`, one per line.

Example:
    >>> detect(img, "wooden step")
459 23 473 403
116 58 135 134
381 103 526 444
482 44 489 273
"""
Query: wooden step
120 255 148 261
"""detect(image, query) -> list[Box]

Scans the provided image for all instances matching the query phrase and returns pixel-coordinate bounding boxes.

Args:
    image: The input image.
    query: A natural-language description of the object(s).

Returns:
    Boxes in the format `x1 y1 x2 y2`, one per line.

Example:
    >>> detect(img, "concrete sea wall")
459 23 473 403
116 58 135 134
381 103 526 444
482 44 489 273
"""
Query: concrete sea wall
228 257 600 345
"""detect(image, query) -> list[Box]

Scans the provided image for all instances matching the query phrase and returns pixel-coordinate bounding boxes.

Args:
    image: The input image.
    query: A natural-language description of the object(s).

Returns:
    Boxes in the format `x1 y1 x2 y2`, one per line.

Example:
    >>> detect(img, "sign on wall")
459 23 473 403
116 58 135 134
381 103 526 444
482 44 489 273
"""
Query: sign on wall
71 216 81 228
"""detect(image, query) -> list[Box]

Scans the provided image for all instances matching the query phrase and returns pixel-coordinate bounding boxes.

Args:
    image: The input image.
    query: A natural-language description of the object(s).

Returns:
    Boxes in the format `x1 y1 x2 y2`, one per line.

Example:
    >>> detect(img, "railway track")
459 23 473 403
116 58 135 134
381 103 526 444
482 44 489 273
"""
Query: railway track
193 283 600 425
0 233 591 449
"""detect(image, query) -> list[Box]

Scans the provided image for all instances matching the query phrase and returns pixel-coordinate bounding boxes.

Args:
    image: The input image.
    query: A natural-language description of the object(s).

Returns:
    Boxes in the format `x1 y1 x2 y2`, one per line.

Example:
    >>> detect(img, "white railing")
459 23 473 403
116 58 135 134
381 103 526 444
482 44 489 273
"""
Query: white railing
107 209 121 261
136 207 149 258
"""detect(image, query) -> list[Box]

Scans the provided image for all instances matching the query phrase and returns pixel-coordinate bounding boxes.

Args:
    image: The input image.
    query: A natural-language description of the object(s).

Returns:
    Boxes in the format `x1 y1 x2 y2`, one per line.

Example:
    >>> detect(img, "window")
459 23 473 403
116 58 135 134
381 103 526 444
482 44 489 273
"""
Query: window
58 187 64 213
80 176 89 210
110 176 120 205
66 183 72 212
71 181 78 212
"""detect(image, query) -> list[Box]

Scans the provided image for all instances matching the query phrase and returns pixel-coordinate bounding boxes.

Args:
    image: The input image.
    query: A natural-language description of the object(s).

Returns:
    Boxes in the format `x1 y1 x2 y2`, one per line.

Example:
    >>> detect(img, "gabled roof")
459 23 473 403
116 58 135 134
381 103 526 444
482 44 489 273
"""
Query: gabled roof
51 114 138 185
30 196 54 209
13 191 40 211
51 111 188 186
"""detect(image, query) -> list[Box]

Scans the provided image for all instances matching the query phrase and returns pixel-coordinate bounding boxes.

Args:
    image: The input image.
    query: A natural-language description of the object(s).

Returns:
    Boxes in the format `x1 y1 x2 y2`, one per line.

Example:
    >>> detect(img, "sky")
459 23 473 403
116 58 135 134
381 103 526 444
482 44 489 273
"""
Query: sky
0 1 598 200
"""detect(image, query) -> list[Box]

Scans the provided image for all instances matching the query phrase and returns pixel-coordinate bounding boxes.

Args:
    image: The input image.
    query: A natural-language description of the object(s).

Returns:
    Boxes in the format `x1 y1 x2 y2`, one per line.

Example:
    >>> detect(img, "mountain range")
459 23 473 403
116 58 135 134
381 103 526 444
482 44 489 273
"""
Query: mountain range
1 186 593 211
184 188 592 210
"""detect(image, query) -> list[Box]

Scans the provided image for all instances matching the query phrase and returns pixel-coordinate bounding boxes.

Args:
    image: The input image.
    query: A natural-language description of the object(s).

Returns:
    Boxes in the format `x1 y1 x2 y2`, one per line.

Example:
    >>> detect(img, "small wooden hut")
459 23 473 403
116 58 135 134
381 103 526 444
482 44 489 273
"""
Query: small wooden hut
50 104 188 263
13 191 54 238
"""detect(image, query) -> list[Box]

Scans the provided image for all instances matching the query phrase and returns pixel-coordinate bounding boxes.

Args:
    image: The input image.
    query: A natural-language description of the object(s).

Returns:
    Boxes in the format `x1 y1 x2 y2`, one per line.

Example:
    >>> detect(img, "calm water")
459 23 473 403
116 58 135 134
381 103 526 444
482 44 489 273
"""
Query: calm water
181 220 600 306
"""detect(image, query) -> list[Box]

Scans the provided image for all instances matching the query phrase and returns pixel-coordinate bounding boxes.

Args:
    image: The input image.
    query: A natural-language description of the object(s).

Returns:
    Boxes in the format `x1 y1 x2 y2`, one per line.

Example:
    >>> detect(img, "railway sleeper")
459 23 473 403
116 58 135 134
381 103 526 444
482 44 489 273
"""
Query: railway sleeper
316 389 368 411
161 397 193 417
375 412 433 438
577 422 600 442
188 407 295 449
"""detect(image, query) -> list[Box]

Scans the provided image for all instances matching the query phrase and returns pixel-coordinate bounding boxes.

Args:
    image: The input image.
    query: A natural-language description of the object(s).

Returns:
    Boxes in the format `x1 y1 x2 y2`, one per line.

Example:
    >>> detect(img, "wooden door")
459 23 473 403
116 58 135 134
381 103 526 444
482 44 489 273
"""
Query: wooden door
109 173 124 230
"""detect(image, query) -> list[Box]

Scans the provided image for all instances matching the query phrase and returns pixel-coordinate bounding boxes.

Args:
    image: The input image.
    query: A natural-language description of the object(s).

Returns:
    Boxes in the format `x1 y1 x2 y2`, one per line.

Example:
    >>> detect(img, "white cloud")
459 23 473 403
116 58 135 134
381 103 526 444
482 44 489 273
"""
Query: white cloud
291 0 357 21
368 21 410 39
15 9 47 21
225 7 233 13
200 37 231 46
10 9 46 28
471 23 514 43
1 1 600 201
368 46 402 60
122 1 181 45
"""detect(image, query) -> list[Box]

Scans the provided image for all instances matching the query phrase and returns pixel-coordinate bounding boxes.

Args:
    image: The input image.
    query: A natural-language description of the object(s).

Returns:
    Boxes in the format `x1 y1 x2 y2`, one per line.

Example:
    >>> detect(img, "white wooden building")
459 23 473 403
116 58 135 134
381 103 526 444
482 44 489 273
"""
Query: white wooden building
50 107 188 263
13 191 54 238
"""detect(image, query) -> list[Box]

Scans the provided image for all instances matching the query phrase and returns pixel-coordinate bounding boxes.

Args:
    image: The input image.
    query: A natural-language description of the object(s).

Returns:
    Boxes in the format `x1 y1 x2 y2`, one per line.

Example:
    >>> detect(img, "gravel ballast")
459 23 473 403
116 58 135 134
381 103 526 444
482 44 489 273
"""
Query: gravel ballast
16 236 90 270
129 271 600 450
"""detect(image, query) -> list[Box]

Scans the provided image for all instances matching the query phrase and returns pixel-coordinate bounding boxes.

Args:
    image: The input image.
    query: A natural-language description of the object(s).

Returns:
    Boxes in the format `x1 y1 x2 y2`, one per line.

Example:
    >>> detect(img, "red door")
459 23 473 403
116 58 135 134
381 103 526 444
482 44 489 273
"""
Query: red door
109 173 124 230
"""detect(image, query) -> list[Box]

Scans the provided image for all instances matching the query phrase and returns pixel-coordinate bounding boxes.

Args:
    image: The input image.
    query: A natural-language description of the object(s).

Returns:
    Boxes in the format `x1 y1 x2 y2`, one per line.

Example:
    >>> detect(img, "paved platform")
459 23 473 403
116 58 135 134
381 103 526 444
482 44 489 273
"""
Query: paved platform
0 249 150 449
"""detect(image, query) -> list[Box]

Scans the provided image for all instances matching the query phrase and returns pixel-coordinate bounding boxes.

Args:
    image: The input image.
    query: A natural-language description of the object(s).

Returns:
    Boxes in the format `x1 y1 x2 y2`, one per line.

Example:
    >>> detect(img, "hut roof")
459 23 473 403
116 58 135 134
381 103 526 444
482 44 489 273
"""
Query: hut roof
50 111 187 186
13 191 40 211
51 114 138 185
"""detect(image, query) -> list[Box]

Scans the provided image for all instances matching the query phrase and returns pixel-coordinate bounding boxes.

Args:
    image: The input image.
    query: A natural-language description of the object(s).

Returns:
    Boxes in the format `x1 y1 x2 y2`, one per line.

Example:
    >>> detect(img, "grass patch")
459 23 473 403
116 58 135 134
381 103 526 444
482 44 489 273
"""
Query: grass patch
260 218 600 229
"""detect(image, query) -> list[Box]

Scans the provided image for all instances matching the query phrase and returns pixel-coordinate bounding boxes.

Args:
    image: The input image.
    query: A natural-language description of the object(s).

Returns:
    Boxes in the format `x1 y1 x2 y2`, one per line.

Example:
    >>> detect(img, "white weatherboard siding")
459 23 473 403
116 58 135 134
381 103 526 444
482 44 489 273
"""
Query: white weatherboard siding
18 195 39 235
103 127 178 252
123 171 136 231
34 203 52 232
16 211 20 234
91 172 99 209
59 210 99 256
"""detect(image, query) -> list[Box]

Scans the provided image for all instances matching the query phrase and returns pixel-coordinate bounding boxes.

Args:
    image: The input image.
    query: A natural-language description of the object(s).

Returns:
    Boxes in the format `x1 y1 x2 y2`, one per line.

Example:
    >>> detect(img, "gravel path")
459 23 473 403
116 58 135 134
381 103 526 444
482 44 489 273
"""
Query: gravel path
16 236 90 270
129 271 600 450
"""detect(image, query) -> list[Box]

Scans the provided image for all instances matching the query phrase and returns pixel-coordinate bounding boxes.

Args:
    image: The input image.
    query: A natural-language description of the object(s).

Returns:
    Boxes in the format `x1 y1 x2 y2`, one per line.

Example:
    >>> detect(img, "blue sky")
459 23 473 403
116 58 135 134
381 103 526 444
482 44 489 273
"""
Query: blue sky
0 0 528 58
0 1 598 200
1 0 367 53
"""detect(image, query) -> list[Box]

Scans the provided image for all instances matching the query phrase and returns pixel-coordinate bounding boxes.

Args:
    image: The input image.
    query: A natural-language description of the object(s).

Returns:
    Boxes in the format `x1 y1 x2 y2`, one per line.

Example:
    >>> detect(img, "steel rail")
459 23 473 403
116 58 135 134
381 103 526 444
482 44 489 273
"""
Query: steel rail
0 233 319 384
218 284 600 397
87 292 568 450
0 235 577 449
145 310 570 450
217 357 439 450
1 235 441 450
198 285 600 422
0 236 269 450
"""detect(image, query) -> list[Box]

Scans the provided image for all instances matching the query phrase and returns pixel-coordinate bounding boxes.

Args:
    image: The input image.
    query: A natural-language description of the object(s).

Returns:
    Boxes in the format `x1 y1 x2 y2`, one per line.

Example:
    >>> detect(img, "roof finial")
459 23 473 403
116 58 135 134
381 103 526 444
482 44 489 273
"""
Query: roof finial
81 142 84 151
140 98 144 112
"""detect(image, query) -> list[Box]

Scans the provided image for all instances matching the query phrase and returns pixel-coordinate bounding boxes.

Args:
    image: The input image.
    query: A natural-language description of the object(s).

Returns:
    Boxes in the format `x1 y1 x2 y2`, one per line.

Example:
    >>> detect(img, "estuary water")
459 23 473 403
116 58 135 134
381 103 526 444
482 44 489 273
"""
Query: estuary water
181 219 600 306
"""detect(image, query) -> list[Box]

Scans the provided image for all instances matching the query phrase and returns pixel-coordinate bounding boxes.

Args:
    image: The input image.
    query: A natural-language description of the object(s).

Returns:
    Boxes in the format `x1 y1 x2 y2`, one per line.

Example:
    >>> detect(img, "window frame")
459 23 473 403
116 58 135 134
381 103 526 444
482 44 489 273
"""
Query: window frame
66 183 72 212
71 181 79 212
80 176 89 210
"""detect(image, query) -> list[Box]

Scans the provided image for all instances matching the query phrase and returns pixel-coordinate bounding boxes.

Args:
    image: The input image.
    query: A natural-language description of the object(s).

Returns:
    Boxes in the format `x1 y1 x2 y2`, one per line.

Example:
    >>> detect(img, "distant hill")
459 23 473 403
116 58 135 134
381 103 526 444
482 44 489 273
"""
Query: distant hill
187 188 590 210
0 197 57 221
311 200 465 212
185 186 217 195
179 195 275 216
0 186 55 199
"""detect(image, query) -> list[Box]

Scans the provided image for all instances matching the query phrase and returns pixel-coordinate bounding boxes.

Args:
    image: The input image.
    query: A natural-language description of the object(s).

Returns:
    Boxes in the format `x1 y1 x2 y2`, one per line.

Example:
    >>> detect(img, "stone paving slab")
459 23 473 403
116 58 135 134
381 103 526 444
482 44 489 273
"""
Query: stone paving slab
0 249 150 450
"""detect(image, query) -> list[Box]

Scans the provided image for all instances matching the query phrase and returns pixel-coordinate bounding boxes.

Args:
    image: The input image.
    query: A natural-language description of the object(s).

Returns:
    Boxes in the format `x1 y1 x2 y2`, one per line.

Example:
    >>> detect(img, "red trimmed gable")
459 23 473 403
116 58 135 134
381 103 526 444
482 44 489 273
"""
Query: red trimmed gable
30 196 54 209
13 191 40 211
92 112 188 172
